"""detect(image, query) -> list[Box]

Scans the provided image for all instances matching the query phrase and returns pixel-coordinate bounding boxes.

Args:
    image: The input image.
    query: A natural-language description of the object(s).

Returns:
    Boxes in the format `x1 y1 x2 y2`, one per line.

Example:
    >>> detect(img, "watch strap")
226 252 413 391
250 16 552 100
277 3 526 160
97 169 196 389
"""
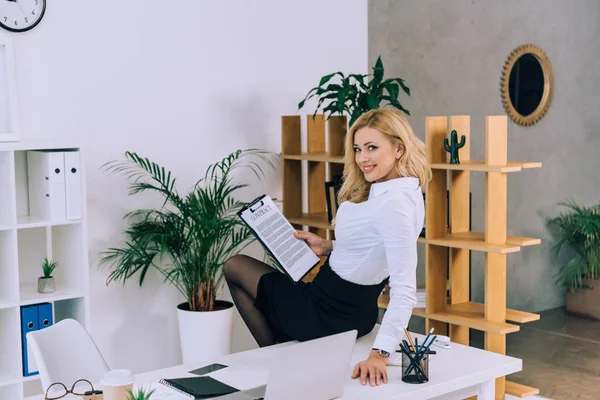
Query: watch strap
372 348 390 358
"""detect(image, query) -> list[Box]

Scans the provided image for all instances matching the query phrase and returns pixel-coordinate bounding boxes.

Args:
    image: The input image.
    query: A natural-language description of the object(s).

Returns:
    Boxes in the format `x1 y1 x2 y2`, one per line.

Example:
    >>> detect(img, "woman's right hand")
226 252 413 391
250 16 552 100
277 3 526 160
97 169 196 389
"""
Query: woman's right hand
293 230 331 256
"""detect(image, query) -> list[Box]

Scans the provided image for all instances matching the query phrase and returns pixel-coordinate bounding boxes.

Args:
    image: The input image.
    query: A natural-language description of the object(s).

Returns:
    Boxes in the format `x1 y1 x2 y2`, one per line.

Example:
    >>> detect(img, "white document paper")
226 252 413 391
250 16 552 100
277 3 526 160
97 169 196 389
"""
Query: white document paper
238 195 320 282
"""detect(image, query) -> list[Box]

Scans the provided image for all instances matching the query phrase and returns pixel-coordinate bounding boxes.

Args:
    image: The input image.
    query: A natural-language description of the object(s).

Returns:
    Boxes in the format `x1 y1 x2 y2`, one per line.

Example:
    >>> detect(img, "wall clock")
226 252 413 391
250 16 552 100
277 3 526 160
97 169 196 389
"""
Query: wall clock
0 0 46 33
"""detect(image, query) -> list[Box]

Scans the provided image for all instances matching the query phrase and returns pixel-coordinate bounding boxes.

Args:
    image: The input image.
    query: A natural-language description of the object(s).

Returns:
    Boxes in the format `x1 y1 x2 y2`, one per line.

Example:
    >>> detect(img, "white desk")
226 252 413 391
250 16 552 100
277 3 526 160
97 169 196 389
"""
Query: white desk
134 325 521 400
25 325 521 400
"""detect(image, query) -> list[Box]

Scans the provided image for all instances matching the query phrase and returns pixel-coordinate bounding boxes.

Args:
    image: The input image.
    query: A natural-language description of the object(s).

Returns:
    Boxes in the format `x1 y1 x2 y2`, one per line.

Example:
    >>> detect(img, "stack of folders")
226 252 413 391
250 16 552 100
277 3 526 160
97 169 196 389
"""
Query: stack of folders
27 150 82 221
416 288 426 308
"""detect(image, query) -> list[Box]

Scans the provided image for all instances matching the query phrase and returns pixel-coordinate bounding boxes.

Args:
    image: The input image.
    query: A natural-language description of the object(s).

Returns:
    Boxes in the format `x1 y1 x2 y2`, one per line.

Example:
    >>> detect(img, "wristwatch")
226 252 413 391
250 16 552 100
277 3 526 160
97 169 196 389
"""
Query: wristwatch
372 348 390 358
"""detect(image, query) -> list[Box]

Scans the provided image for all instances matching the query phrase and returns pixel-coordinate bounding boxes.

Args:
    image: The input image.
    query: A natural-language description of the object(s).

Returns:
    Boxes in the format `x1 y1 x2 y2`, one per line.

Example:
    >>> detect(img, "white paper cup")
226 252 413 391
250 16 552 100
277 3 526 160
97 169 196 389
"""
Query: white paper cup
102 369 134 400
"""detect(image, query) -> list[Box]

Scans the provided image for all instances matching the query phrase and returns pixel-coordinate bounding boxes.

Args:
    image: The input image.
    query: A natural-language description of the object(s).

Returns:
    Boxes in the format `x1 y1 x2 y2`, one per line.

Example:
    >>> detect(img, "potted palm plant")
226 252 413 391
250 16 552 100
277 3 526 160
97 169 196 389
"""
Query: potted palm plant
298 56 411 127
547 198 600 320
98 149 277 364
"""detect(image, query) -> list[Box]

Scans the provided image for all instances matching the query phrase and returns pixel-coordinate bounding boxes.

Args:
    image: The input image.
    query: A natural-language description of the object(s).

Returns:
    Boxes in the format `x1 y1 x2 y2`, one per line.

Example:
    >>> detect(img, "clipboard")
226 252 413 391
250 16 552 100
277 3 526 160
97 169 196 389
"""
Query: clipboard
237 194 320 283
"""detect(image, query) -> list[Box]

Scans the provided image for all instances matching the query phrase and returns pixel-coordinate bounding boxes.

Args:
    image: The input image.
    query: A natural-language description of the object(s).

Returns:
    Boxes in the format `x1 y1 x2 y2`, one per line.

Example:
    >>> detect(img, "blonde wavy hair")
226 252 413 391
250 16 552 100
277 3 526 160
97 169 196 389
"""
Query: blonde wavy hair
337 108 432 205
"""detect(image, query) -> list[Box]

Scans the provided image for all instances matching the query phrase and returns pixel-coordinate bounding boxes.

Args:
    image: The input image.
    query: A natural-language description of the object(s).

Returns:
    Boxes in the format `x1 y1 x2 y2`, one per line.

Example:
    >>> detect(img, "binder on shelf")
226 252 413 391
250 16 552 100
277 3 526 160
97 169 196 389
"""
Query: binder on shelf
27 150 67 221
27 150 82 222
64 150 82 220
20 303 53 377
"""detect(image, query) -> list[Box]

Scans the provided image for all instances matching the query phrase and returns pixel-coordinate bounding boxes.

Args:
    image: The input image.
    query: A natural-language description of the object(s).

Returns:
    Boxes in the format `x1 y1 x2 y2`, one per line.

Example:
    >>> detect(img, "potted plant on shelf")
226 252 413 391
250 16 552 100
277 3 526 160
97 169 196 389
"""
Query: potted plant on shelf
547 198 600 320
38 257 57 294
98 149 277 364
298 56 411 127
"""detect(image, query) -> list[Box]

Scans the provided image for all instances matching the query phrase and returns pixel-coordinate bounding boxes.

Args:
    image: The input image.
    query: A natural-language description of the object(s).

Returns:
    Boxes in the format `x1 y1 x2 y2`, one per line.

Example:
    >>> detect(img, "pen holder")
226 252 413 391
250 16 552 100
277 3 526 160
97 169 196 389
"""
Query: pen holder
401 349 430 384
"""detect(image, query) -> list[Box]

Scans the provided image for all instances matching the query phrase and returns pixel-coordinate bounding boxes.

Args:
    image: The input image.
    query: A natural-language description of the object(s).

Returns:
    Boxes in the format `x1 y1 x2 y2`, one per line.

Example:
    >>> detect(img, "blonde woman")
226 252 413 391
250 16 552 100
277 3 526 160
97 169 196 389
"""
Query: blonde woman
224 108 431 387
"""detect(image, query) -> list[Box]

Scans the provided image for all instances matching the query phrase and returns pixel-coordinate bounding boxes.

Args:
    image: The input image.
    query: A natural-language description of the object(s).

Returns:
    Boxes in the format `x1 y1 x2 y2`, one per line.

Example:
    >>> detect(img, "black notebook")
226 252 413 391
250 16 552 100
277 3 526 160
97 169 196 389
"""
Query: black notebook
159 376 239 399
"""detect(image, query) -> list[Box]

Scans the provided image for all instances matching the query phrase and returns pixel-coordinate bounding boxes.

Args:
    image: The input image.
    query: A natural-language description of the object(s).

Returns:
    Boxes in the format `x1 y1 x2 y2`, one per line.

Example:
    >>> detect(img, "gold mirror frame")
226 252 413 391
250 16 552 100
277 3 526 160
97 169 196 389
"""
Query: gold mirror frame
500 44 553 126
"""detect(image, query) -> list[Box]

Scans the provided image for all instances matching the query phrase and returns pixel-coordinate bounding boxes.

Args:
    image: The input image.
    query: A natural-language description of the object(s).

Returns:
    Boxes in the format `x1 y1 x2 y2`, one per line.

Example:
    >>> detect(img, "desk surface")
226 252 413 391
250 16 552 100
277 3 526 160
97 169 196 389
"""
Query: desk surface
25 325 521 400
132 325 521 400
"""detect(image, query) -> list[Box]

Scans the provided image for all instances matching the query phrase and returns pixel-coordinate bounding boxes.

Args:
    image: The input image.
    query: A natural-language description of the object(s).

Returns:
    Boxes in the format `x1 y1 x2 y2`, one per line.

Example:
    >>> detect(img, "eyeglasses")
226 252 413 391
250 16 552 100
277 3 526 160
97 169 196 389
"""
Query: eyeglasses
44 378 103 400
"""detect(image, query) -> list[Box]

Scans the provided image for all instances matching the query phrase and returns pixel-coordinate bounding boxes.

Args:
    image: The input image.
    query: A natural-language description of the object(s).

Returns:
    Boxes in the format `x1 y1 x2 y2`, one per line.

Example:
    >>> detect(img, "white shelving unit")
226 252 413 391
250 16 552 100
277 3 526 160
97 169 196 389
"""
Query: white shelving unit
0 139 90 399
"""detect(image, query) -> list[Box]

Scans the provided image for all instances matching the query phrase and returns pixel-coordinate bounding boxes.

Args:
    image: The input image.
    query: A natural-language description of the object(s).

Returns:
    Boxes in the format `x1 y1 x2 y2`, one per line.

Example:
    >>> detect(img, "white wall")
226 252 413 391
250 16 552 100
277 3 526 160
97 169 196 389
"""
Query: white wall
7 0 367 374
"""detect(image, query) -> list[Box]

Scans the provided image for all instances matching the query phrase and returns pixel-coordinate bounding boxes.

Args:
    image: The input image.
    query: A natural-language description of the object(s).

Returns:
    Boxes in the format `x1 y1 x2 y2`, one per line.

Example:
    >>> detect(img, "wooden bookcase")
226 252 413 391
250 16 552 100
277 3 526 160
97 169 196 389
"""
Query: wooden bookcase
281 112 540 398
413 115 541 399
280 114 347 280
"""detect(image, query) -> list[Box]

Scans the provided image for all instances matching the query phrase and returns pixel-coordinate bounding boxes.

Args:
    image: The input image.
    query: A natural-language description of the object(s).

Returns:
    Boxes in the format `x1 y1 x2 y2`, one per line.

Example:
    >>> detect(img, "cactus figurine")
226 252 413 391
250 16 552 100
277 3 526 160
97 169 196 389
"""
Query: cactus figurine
444 130 466 164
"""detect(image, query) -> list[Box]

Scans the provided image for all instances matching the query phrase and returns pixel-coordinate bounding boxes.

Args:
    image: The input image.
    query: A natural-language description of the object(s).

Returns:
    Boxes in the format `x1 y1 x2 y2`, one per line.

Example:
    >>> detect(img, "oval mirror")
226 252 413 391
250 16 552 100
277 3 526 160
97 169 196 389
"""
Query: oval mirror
500 44 553 126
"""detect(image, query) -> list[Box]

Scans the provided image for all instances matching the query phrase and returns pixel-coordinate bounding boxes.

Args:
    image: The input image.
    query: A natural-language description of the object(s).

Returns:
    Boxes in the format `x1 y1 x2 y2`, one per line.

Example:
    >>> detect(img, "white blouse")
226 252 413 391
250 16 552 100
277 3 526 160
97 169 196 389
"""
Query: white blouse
329 176 424 354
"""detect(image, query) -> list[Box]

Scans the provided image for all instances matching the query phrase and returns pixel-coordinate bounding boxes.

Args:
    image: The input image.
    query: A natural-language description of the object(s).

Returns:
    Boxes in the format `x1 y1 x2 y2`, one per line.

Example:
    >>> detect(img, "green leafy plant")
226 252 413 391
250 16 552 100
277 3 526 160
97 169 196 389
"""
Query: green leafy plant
298 56 410 127
547 198 600 290
41 257 57 278
98 149 278 312
126 387 156 400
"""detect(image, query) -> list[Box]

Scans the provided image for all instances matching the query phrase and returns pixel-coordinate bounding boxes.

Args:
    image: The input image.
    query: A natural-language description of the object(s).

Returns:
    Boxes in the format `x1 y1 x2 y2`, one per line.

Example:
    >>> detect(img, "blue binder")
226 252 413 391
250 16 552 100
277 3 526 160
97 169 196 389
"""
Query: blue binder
20 303 53 377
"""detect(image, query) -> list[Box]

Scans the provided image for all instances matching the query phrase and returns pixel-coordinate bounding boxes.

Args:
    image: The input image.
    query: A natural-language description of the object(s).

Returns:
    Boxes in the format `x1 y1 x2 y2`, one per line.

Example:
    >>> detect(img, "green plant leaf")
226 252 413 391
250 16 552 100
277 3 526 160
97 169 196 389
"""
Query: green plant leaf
383 77 411 96
546 198 600 290
98 149 279 311
298 56 410 126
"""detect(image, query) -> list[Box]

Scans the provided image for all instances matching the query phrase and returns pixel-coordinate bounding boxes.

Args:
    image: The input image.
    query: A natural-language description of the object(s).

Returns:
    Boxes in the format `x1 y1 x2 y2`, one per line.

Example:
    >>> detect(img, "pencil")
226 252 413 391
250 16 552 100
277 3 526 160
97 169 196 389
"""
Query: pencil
404 328 426 376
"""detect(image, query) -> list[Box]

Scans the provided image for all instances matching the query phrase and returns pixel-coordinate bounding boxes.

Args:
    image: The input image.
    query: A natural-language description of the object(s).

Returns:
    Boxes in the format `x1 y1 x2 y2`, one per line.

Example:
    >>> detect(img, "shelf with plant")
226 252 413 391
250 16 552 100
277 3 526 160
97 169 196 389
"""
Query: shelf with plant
98 148 278 364
547 198 600 320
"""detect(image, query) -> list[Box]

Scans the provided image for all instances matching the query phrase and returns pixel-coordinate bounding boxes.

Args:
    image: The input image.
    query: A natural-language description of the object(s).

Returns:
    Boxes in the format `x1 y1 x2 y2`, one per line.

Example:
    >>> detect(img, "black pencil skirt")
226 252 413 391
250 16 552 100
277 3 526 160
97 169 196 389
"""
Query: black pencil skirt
253 256 389 343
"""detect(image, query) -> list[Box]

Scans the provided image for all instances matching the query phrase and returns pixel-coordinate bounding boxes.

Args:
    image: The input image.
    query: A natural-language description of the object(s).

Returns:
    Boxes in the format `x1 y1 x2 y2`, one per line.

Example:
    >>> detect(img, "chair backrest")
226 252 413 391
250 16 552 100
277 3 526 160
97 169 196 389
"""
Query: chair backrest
26 318 110 391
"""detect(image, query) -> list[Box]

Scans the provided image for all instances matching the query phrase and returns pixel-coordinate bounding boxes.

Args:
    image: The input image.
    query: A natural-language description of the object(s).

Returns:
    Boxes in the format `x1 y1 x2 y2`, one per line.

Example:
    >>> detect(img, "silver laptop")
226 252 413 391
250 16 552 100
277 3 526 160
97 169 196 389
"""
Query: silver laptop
222 329 358 400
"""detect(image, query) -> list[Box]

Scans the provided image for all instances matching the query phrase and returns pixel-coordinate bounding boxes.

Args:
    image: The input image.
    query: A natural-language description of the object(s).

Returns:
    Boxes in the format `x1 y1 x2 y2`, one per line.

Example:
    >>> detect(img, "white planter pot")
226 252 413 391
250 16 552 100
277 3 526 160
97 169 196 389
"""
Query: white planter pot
176 300 234 365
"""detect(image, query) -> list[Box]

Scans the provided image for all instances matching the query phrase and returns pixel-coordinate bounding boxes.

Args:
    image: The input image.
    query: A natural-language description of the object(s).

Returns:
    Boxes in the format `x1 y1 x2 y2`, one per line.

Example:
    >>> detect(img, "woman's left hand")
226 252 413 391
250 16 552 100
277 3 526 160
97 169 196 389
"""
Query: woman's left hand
351 350 388 386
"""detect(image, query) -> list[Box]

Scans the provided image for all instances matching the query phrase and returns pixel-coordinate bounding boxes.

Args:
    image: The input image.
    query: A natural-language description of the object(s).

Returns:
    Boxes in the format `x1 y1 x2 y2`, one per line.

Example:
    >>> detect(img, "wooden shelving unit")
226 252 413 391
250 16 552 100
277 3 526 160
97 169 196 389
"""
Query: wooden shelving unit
282 112 540 398
280 114 347 280
421 115 541 399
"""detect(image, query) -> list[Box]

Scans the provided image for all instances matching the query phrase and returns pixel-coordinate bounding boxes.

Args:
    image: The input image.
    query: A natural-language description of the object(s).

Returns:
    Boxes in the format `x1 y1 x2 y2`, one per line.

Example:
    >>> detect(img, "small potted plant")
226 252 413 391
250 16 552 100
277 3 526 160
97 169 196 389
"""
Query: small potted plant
127 387 155 400
38 257 57 294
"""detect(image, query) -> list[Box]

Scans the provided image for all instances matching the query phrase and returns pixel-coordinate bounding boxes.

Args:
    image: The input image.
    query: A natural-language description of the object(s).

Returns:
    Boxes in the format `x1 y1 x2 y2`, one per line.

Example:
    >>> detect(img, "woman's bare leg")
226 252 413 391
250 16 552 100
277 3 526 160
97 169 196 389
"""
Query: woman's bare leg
223 255 277 347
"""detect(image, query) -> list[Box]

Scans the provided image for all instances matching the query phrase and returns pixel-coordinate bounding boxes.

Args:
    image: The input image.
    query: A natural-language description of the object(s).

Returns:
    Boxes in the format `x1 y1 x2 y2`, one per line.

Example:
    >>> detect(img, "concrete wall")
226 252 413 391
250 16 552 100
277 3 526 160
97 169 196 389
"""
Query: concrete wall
369 0 600 312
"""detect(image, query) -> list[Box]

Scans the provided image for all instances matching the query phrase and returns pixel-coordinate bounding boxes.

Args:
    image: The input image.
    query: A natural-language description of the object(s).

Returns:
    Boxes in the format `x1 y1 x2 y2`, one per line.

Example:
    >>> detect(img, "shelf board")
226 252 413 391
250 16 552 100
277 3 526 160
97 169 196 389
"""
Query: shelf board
450 231 541 247
0 371 20 388
0 370 38 387
446 302 540 324
418 233 521 253
287 213 332 230
505 380 539 398
20 286 85 306
282 153 344 164
16 216 81 229
0 224 12 231
0 299 15 310
378 286 426 309
378 292 389 309
412 307 520 334
429 160 541 172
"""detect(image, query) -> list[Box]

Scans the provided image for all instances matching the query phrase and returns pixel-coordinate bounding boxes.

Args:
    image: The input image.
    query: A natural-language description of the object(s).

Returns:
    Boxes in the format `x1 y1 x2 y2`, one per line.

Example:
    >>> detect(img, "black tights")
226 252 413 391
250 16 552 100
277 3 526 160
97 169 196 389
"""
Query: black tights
223 255 277 348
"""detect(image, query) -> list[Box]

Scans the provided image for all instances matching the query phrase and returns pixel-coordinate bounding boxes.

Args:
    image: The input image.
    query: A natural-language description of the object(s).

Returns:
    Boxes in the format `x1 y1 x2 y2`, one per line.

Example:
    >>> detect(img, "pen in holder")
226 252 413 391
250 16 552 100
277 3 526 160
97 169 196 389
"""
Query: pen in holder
400 348 430 384
399 339 434 384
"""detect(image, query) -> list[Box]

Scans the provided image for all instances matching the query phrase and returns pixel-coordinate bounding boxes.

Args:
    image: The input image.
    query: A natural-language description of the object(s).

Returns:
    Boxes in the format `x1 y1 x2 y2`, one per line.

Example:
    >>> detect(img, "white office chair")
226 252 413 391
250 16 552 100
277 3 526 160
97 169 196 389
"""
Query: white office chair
26 318 110 392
